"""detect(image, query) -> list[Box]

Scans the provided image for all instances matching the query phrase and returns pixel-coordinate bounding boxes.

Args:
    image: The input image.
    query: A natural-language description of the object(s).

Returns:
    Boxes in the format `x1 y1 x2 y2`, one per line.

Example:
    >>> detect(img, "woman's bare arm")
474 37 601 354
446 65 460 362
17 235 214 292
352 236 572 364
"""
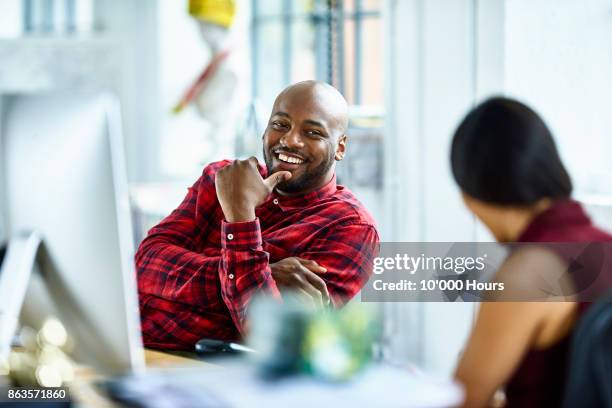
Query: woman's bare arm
454 247 572 407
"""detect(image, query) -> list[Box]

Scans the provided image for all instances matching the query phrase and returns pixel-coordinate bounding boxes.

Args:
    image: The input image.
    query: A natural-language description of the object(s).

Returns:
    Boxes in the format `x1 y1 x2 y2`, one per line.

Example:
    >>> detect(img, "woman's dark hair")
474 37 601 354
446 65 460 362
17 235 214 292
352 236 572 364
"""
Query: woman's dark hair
451 97 572 205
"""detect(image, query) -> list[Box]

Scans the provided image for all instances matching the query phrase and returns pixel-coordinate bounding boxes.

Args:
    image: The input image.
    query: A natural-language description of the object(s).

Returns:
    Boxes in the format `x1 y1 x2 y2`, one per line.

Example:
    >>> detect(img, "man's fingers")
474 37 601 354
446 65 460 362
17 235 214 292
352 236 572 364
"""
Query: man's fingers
294 288 316 308
263 171 292 190
297 258 327 273
293 274 324 308
303 271 331 305
294 265 328 306
293 259 329 304
246 156 259 166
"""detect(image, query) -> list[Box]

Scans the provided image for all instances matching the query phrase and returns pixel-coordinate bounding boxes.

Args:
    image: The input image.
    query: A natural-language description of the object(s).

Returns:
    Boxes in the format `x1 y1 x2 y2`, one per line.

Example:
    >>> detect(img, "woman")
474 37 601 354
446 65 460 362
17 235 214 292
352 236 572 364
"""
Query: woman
451 97 612 407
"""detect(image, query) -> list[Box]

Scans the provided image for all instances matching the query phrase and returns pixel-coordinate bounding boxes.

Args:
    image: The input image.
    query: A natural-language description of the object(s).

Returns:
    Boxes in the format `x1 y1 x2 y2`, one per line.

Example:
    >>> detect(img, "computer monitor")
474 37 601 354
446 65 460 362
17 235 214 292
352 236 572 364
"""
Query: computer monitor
0 92 145 375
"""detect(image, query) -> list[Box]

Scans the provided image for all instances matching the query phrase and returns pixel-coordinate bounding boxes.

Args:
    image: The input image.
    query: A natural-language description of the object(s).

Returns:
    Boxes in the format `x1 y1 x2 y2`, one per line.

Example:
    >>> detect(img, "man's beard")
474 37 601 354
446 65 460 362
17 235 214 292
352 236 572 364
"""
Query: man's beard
264 147 335 194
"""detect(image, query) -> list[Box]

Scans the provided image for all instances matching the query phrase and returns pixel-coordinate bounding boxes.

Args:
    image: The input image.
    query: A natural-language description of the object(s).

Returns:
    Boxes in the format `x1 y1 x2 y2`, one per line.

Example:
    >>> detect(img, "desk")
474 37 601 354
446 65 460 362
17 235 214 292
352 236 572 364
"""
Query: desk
155 361 464 408
144 349 213 368
63 349 213 408
7 349 463 407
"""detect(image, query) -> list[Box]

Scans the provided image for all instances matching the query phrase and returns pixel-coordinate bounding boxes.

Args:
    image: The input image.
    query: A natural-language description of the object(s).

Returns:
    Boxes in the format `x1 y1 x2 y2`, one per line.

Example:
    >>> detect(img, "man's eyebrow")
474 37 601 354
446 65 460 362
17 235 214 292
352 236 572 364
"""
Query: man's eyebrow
303 119 326 129
272 111 291 118
271 113 327 130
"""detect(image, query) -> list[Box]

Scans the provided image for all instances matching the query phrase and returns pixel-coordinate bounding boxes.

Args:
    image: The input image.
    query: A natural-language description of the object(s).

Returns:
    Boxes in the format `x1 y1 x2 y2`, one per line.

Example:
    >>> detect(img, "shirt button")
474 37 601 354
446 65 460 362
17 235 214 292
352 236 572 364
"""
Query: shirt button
228 273 235 279
273 199 279 205
227 233 234 240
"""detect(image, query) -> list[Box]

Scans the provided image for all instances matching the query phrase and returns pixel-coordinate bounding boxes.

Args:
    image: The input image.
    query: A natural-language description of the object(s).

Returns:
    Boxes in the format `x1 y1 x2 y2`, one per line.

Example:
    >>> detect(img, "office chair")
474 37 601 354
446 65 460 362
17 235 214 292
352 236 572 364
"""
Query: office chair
562 290 612 408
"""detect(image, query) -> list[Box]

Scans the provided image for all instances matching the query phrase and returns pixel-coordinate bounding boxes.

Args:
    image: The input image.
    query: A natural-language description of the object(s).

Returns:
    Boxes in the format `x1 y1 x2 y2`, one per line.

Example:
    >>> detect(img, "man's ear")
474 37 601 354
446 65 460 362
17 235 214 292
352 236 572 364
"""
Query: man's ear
335 135 347 161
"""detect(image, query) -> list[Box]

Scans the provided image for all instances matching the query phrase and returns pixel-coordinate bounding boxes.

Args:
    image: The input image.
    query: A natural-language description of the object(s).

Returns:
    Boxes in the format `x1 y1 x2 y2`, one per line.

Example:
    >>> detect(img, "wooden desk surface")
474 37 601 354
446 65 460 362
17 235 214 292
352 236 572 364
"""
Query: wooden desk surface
144 348 212 368
0 349 215 408
69 348 213 407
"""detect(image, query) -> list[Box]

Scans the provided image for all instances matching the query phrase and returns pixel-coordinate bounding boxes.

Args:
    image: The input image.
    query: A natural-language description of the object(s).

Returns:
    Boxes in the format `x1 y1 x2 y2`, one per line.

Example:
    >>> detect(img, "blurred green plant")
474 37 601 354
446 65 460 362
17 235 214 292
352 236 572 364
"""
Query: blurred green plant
249 295 380 382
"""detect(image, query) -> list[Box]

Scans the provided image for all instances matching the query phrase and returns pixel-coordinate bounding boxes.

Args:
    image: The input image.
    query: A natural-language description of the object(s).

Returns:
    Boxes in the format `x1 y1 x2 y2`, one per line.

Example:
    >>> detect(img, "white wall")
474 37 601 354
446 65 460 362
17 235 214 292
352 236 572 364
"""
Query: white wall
157 0 213 180
504 0 612 196
95 0 162 183
384 0 487 375
0 1 22 38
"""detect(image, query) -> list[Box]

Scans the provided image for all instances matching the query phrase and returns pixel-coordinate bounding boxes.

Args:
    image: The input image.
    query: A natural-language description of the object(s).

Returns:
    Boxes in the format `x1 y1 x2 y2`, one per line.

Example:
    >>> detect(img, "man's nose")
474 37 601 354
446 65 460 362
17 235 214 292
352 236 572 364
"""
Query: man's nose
281 129 305 148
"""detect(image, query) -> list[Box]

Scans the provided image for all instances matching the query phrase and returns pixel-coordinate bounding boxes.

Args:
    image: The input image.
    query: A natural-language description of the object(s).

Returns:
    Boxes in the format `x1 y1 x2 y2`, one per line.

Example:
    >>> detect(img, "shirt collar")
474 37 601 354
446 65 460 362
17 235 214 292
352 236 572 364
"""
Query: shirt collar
267 174 338 211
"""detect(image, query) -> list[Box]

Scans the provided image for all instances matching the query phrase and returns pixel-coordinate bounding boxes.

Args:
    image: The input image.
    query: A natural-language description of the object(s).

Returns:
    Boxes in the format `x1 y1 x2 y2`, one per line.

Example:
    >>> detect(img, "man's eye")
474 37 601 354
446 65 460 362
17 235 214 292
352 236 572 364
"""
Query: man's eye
272 121 288 129
306 130 322 137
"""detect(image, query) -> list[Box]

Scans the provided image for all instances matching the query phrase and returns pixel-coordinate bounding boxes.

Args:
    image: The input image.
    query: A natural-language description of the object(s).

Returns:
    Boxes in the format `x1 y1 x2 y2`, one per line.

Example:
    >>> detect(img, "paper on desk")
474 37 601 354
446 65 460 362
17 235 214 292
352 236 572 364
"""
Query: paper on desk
145 361 464 408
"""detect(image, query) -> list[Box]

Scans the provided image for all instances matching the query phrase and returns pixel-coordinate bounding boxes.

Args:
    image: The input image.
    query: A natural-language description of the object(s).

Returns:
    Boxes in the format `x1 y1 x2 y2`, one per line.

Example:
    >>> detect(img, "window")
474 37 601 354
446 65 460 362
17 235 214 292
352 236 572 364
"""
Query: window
250 0 382 106
246 0 384 218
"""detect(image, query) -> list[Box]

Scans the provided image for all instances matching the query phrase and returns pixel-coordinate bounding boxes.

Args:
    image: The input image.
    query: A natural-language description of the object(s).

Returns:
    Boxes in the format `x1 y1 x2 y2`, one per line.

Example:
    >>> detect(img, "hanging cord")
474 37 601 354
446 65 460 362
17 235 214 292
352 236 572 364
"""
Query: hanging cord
326 0 335 86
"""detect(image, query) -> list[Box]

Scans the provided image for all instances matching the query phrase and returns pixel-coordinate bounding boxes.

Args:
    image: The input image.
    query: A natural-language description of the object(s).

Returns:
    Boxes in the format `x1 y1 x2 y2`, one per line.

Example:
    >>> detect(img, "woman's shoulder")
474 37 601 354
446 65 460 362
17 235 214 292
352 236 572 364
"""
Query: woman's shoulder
493 246 574 301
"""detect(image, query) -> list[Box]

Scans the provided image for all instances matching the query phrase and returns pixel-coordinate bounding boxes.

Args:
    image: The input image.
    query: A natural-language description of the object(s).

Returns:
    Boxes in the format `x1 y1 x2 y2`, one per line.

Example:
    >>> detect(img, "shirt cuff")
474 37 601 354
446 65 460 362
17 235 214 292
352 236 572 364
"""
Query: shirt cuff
221 218 263 250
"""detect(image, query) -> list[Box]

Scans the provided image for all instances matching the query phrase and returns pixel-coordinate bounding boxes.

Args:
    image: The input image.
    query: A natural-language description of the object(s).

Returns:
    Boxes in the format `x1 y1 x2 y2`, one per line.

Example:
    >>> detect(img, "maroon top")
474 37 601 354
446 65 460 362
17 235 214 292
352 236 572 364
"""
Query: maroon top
505 200 612 407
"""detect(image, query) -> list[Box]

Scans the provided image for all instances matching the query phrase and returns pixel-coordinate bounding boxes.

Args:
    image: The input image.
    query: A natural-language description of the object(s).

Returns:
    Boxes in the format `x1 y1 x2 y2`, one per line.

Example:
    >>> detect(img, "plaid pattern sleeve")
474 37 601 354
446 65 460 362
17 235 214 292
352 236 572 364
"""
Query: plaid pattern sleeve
135 163 233 348
299 221 379 307
219 218 281 336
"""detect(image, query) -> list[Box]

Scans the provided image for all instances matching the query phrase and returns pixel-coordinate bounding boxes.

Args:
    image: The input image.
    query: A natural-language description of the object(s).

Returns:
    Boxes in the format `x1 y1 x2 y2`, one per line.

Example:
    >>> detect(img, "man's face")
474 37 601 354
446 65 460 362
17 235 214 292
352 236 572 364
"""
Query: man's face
263 87 346 195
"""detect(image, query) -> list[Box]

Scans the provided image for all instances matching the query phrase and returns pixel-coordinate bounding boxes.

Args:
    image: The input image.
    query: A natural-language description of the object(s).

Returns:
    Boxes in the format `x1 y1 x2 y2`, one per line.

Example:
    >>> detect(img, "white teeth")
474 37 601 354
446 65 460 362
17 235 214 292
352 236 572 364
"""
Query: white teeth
278 153 304 164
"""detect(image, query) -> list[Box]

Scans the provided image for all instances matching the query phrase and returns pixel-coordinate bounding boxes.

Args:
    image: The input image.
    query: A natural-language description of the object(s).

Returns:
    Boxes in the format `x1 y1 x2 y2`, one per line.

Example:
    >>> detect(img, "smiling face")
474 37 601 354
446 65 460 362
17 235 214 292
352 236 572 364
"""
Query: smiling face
263 81 348 195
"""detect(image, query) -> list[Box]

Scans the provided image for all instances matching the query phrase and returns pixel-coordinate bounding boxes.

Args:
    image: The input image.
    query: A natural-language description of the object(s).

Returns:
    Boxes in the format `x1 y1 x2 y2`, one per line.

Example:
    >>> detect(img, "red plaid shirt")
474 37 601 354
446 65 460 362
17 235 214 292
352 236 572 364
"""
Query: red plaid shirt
136 160 379 350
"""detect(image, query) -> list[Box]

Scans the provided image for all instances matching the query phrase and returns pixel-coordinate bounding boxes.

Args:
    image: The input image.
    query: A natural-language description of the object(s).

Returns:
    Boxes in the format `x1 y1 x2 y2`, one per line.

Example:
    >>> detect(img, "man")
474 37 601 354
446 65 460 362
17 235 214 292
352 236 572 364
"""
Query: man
136 81 379 350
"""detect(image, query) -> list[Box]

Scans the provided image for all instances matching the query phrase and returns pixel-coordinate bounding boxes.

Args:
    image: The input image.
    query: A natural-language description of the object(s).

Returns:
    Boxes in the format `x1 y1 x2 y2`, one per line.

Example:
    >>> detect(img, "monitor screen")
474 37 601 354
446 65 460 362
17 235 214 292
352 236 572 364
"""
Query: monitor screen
1 92 145 375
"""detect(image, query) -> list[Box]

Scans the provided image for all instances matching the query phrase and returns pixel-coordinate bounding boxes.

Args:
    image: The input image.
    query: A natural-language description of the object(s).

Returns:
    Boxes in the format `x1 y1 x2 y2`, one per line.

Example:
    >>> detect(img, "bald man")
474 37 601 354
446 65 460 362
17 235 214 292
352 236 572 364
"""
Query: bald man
136 81 379 350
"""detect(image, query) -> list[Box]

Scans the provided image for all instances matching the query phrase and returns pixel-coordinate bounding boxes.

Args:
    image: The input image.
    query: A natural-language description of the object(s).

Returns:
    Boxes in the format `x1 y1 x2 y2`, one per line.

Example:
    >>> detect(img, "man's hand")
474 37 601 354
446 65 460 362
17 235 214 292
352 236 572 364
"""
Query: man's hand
270 257 331 308
215 157 291 222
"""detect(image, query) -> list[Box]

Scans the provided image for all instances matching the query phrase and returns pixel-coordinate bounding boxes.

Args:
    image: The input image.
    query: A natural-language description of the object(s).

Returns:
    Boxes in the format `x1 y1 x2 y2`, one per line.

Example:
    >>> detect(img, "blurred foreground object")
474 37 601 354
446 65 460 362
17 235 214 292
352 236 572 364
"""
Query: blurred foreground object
189 0 236 28
172 49 230 114
248 295 380 381
8 318 74 387
304 303 379 381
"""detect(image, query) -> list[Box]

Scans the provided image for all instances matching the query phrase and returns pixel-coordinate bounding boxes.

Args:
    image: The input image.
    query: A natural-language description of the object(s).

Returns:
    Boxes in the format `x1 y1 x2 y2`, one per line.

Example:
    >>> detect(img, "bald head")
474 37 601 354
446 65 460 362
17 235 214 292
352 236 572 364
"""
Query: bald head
262 80 349 195
273 80 349 137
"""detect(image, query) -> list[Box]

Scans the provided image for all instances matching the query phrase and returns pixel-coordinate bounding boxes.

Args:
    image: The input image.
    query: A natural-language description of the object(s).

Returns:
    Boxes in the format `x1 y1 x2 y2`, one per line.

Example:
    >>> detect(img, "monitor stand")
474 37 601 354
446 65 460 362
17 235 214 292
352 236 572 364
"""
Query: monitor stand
0 231 42 361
